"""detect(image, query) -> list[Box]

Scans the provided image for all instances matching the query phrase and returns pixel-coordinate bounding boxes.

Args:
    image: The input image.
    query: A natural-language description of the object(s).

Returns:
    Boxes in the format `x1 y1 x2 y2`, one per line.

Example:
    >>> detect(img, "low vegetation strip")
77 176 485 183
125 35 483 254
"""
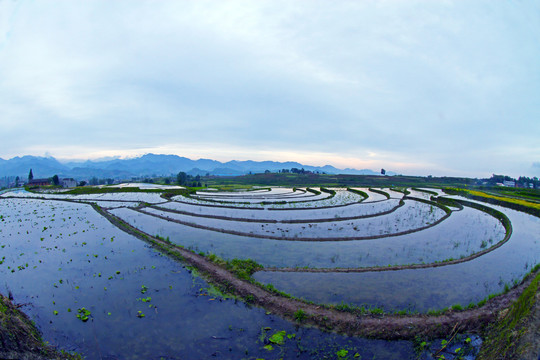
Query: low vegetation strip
91 203 539 341
484 187 540 203
445 188 540 217
319 187 336 196
346 187 368 200
306 187 322 195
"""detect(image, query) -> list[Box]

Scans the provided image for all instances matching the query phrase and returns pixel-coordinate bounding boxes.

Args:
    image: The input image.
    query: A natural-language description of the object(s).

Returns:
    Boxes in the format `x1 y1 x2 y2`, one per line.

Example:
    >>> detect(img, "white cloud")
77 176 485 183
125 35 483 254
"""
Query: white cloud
0 0 538 177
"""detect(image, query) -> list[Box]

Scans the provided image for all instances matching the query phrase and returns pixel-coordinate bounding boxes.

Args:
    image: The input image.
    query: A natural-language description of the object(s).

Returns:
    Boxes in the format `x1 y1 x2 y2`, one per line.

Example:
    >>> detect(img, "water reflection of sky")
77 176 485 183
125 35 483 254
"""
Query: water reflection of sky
254 200 539 312
0 198 423 359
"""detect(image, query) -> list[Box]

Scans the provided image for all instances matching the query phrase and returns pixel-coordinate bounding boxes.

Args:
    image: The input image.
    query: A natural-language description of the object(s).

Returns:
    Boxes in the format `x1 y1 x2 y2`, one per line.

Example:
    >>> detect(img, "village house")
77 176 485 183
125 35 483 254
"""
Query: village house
61 178 77 188
27 178 50 186
502 180 515 187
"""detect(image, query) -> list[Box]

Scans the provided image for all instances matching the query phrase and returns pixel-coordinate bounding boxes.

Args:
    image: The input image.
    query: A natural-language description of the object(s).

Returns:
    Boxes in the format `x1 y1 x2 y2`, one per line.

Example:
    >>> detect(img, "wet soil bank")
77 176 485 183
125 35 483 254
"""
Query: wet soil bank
0 294 80 360
95 205 538 341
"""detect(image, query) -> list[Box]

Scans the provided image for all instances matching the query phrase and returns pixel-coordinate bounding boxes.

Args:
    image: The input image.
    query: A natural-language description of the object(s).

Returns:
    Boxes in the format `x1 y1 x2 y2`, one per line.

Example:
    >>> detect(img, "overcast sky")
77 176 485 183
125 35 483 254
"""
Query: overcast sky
0 1 538 177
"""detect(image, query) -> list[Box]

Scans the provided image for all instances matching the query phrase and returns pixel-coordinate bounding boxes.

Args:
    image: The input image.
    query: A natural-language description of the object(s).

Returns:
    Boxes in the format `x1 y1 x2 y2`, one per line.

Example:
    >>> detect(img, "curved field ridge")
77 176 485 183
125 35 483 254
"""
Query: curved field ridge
93 204 539 340
191 187 333 204
107 204 506 269
368 188 390 199
264 197 512 272
148 199 403 224
134 197 450 241
171 188 364 209
261 197 512 272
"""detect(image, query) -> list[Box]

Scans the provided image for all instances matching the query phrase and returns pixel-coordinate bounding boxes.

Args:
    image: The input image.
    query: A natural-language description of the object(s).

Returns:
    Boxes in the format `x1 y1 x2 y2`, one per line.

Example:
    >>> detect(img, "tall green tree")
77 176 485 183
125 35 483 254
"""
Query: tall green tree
52 175 59 186
177 172 187 185
28 169 34 181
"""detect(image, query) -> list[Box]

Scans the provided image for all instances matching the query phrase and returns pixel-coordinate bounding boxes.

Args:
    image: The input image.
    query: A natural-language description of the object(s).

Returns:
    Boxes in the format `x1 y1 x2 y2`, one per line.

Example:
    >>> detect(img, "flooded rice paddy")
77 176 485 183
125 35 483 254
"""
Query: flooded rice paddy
0 198 422 359
109 204 504 269
1 186 537 359
253 201 538 312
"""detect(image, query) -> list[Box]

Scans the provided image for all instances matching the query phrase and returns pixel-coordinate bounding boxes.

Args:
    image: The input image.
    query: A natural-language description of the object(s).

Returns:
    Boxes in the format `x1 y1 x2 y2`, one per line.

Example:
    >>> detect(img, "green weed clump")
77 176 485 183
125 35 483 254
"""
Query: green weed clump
76 307 91 322
268 330 286 345
206 253 263 281
226 259 263 280
294 308 306 322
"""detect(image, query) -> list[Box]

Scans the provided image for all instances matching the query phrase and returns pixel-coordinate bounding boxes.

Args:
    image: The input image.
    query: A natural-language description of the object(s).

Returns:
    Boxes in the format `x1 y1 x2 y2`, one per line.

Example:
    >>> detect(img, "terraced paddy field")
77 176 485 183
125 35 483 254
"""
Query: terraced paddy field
0 186 538 359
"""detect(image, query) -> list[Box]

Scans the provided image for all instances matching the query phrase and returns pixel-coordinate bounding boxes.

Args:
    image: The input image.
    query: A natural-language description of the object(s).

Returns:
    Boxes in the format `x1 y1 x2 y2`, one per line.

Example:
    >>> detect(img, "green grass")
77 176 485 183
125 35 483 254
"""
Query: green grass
477 272 540 359
480 186 540 202
445 188 540 217
205 253 263 281
319 187 336 195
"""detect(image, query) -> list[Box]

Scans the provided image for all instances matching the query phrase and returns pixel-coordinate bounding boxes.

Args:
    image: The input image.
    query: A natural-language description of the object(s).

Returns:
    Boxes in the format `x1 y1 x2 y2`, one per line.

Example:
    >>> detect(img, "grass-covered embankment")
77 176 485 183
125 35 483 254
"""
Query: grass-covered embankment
445 188 540 217
0 294 81 360
346 187 368 200
477 271 540 359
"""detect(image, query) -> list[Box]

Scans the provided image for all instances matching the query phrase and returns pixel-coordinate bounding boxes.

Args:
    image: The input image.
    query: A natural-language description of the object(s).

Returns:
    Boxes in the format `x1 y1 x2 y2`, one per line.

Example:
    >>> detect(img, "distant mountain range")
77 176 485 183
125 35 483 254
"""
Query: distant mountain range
0 154 395 180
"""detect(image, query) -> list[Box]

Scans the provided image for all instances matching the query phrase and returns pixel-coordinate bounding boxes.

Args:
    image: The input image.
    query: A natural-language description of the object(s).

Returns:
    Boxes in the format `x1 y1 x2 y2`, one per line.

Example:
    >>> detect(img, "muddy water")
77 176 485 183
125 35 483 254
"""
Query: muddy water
253 201 540 312
0 198 426 359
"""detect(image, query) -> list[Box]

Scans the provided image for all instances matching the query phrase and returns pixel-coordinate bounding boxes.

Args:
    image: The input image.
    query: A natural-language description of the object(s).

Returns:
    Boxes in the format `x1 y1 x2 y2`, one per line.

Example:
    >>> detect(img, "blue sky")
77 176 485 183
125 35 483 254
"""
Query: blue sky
0 1 539 177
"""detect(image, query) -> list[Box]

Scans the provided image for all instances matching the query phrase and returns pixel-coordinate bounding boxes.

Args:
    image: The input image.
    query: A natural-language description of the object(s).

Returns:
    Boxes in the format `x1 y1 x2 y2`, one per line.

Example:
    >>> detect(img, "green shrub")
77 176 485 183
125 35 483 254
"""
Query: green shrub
294 308 306 321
